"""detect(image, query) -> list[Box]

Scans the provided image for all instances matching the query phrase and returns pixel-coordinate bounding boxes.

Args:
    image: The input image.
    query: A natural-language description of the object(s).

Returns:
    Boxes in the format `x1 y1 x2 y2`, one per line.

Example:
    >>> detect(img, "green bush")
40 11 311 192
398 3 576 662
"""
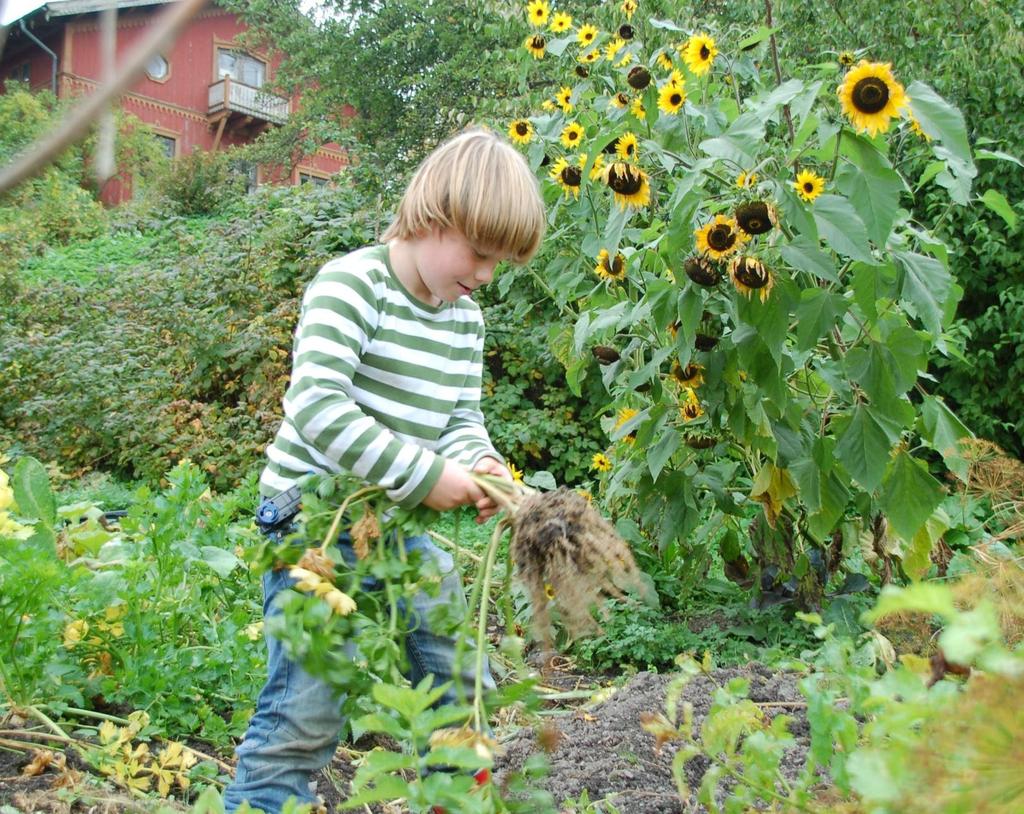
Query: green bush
148 148 247 216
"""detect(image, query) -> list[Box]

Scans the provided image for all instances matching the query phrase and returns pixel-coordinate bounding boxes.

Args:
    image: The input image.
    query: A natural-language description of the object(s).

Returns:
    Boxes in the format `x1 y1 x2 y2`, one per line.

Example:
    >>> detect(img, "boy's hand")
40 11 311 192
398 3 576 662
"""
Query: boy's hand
423 459 486 512
472 456 512 524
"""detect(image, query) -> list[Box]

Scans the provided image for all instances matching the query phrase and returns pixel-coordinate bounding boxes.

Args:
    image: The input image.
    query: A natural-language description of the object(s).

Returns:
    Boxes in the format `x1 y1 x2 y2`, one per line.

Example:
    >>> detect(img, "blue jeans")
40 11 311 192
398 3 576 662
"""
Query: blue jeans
224 533 495 814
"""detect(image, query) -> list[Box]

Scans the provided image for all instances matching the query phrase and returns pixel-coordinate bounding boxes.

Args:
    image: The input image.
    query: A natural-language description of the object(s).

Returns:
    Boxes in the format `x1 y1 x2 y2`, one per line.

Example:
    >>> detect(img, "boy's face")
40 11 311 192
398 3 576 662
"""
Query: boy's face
411 228 505 305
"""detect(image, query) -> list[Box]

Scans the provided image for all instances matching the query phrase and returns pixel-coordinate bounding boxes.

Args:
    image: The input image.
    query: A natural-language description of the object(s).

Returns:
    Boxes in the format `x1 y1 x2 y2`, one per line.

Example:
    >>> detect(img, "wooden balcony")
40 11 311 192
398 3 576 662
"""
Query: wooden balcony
208 76 289 126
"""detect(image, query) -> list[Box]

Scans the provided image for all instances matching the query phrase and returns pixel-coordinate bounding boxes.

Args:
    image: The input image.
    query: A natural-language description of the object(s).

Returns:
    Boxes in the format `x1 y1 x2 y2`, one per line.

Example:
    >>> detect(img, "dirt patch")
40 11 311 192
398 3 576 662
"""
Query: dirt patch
493 664 808 812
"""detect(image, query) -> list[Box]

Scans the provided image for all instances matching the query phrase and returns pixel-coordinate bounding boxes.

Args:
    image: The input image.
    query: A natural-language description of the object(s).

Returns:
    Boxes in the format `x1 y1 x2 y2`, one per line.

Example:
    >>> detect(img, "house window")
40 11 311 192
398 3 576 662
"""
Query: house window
298 172 329 188
9 63 30 83
154 134 176 158
217 49 265 88
146 54 169 81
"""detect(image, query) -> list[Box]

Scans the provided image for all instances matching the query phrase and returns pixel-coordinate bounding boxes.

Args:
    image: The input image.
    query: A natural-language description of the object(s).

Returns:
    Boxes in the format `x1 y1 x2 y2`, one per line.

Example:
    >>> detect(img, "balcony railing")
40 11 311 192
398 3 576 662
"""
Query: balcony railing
208 77 289 125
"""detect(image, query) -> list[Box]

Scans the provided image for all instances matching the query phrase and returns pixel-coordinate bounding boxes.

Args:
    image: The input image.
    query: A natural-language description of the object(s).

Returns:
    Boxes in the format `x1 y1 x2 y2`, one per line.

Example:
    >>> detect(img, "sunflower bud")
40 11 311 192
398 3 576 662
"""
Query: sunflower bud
592 346 621 365
684 256 721 287
627 65 650 89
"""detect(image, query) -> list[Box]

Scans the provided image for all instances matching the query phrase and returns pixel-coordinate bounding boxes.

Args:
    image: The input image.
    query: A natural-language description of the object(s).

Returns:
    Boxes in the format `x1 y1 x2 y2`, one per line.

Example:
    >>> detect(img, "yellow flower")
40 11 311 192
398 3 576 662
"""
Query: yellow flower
541 99 556 111
289 566 323 593
656 50 674 71
545 583 556 599
838 50 856 67
616 52 634 68
736 171 758 188
560 121 584 148
577 24 598 46
594 248 627 281
605 37 626 61
323 588 357 616
837 60 908 137
671 360 704 388
549 11 572 33
735 200 778 236
614 407 639 443
550 157 583 199
555 85 574 113
681 33 717 76
680 389 704 422
604 161 650 209
621 0 638 20
729 256 774 303
508 119 534 145
658 81 686 115
587 152 606 180
526 0 549 28
0 511 32 540
793 169 825 202
615 132 639 161
591 452 613 472
909 116 931 141
610 91 630 109
579 48 601 64
524 34 546 59
695 214 747 260
630 97 646 120
0 468 12 512
508 462 524 483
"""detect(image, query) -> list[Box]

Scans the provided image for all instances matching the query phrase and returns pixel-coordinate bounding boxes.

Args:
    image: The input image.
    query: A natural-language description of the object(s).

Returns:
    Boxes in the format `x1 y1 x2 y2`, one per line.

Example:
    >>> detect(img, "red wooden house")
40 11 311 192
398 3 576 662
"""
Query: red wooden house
1 0 346 202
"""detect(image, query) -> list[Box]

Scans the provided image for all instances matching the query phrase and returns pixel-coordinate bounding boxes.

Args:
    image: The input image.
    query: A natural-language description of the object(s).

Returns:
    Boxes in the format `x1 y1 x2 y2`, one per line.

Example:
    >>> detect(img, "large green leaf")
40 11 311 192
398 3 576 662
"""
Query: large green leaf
917 395 972 479
12 456 56 528
795 288 844 351
980 189 1019 230
779 235 839 283
879 451 945 543
812 194 876 264
747 79 804 121
894 249 951 336
698 112 765 168
833 404 902 493
835 162 903 247
907 81 977 202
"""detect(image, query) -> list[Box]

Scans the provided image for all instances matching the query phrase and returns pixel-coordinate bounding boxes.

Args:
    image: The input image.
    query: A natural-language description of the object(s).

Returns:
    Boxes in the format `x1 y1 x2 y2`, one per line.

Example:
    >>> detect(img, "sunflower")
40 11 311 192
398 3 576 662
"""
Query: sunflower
577 23 598 46
549 11 572 33
560 121 584 148
525 34 546 59
682 33 717 76
627 65 651 90
656 50 674 71
736 171 758 189
508 462 525 483
594 248 627 281
508 119 534 146
616 52 634 68
610 91 630 109
837 60 908 137
695 214 746 260
615 132 640 160
684 255 721 286
614 407 639 443
621 0 637 19
671 360 704 388
793 170 825 202
658 81 686 115
838 50 856 67
526 0 549 28
909 116 931 141
729 256 774 302
604 161 650 209
734 200 777 236
549 157 583 199
605 37 626 61
630 97 646 120
579 49 601 64
587 152 606 180
680 389 704 422
591 452 613 472
618 24 634 40
555 85 574 113
541 99 556 111
575 64 590 78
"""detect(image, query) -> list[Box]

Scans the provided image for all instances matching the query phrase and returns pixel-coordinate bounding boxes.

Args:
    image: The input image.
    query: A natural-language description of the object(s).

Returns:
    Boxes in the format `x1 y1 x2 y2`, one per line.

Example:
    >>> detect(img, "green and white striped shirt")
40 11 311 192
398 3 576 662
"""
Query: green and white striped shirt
260 244 500 507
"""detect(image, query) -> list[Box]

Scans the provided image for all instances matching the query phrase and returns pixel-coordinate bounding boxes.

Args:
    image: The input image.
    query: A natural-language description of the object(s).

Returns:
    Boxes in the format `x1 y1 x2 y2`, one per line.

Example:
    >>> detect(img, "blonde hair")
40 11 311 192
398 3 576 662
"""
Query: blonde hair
382 128 546 264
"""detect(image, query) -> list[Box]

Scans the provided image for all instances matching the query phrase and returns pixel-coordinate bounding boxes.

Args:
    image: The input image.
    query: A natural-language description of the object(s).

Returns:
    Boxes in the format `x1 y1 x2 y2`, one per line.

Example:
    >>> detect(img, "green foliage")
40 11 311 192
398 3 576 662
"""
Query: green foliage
148 148 247 217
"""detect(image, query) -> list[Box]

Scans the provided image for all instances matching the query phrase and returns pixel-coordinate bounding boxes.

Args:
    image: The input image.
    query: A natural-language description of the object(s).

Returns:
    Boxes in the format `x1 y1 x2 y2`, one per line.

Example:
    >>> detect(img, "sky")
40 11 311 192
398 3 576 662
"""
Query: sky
2 0 45 26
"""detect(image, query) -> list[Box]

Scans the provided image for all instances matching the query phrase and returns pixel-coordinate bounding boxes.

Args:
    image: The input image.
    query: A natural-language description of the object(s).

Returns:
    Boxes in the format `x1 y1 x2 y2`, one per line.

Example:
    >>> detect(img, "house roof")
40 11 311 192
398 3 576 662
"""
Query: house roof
2 0 169 26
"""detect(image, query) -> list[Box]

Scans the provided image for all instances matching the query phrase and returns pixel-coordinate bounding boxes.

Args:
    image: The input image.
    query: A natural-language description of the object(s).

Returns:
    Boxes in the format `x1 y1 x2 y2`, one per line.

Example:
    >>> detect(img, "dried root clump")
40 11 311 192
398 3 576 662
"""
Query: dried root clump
510 487 648 643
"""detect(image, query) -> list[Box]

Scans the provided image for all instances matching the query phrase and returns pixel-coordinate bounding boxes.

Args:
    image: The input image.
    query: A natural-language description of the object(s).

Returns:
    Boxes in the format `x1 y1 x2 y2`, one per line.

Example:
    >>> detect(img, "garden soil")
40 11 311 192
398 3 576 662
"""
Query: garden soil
0 665 808 813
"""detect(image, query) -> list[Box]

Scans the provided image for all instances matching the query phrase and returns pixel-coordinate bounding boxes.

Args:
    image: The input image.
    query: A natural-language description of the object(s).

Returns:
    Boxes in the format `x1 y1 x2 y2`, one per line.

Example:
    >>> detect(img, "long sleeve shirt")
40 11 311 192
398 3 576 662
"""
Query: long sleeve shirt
259 244 500 507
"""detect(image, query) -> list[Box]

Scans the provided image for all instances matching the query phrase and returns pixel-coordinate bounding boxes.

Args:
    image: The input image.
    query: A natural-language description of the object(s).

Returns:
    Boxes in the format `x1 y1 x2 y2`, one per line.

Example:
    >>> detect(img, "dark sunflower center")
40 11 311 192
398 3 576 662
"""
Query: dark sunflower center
584 31 594 42
700 44 710 60
607 165 642 195
616 93 629 105
567 130 579 141
707 225 735 251
561 166 582 186
670 92 683 106
680 364 699 381
851 76 889 113
619 24 634 40
803 182 814 192
515 122 529 136
576 65 589 77
627 66 651 89
625 143 634 156
610 255 624 276
735 260 769 288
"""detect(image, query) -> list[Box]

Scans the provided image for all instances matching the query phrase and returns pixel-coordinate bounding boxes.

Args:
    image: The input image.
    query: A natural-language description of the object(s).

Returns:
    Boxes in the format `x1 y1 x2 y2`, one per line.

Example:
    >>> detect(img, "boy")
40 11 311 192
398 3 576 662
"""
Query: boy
224 128 546 813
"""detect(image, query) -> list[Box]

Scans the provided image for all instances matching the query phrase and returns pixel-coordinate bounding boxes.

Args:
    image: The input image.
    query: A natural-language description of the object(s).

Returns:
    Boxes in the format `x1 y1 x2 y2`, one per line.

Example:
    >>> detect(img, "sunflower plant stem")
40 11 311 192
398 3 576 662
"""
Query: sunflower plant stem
763 0 796 147
829 128 844 180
